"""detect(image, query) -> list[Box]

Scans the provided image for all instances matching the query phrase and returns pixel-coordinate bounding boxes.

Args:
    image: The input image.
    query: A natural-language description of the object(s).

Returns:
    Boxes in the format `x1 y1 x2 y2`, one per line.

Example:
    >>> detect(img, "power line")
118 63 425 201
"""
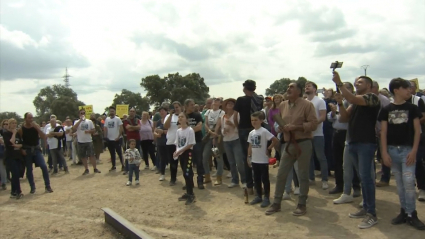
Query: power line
62 67 72 87
361 65 369 76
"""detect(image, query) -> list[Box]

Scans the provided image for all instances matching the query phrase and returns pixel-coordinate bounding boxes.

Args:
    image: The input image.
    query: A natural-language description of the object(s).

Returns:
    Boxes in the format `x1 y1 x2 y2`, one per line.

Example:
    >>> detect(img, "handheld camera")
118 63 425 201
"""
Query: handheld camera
330 61 343 93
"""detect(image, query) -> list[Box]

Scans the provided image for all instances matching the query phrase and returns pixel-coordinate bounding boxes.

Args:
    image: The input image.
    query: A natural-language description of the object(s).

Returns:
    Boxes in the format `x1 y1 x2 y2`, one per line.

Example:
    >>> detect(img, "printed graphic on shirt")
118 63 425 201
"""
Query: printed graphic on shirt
188 118 196 127
250 134 261 148
178 136 187 148
363 93 380 107
388 110 409 124
80 122 89 130
108 121 115 128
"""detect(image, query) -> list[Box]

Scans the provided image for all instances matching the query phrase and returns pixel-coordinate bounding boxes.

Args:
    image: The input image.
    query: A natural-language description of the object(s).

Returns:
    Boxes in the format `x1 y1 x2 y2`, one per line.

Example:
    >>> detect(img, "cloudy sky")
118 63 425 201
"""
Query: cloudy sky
1 0 424 115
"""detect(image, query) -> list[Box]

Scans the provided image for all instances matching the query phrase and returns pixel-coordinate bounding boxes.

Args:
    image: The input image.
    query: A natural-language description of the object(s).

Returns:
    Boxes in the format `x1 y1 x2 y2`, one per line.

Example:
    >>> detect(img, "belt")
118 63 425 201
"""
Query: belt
284 134 309 158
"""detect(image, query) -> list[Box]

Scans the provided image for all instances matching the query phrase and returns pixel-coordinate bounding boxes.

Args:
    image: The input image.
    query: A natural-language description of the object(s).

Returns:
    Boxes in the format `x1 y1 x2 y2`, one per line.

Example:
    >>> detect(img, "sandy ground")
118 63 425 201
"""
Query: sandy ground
1 152 425 239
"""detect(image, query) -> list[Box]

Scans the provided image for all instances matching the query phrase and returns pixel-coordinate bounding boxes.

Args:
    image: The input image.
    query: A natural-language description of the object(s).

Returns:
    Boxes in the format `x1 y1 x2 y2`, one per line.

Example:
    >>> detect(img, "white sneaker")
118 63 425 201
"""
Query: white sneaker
418 189 425 201
282 192 291 200
212 172 217 177
333 194 354 204
144 165 149 170
126 181 131 186
294 187 300 195
151 166 157 171
165 165 169 169
135 180 140 185
226 172 232 178
228 182 238 188
322 181 329 190
159 175 165 181
359 199 364 208
242 183 247 189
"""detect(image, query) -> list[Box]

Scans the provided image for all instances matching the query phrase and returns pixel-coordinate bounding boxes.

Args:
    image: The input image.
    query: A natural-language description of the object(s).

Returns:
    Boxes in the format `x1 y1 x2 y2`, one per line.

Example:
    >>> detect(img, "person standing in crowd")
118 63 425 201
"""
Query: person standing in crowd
265 81 317 216
124 139 142 186
40 121 47 156
122 108 141 174
184 99 205 189
140 111 157 170
322 88 337 176
268 94 283 167
410 80 425 101
330 82 361 200
45 115 62 172
234 80 264 195
201 98 213 138
305 81 329 190
333 73 381 229
73 109 101 175
47 117 69 174
20 113 53 194
104 106 124 171
262 96 273 125
164 101 183 186
155 107 168 181
90 114 104 164
64 119 73 161
379 78 425 230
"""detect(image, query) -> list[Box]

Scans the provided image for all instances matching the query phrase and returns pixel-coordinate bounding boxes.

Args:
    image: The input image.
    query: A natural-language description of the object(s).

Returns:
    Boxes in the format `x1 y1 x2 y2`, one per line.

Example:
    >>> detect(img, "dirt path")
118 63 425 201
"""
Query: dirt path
1 153 424 239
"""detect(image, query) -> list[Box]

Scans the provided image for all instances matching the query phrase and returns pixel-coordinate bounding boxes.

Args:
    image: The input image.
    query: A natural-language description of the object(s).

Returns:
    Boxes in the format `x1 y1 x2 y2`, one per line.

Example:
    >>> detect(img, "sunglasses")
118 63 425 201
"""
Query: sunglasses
80 112 86 115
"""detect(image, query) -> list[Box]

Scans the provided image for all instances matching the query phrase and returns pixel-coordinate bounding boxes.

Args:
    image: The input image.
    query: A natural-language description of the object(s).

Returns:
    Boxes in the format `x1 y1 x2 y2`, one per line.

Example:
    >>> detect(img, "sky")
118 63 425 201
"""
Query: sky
1 0 424 115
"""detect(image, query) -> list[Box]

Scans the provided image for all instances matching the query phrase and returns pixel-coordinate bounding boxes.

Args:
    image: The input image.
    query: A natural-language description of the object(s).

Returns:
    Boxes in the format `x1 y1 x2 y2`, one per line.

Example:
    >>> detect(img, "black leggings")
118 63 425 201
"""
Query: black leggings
141 140 156 166
252 162 270 198
166 145 179 182
157 145 168 175
180 150 194 195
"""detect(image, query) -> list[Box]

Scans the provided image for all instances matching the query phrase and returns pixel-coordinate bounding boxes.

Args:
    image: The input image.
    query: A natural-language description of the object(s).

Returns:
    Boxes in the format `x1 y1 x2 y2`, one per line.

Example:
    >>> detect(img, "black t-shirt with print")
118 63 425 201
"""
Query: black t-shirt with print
378 102 422 146
187 112 203 143
234 96 253 129
347 93 380 144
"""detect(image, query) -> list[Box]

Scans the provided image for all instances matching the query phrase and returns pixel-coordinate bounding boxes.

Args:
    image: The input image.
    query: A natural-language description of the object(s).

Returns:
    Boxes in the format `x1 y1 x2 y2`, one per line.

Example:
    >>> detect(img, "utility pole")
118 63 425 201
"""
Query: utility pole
361 65 369 76
63 68 71 87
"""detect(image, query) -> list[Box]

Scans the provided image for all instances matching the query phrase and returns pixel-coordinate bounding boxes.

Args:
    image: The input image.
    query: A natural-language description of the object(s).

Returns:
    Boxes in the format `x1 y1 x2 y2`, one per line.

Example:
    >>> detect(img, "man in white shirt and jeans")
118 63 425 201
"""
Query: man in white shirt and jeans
104 106 124 172
305 81 329 190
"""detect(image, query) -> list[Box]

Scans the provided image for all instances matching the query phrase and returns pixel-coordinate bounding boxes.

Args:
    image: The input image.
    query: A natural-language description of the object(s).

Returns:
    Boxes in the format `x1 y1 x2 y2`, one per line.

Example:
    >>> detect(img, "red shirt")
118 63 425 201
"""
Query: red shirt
123 118 141 140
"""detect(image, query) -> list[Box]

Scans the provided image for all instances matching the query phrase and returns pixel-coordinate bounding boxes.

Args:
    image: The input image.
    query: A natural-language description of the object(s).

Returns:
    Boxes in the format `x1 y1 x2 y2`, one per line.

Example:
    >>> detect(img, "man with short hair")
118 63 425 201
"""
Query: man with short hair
104 106 124 171
47 117 69 174
123 107 141 174
333 73 380 229
305 81 329 190
45 115 62 172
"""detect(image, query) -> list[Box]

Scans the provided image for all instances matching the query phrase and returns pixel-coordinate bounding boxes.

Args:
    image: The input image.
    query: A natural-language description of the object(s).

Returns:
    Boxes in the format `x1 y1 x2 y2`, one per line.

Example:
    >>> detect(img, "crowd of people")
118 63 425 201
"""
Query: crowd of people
0 72 425 231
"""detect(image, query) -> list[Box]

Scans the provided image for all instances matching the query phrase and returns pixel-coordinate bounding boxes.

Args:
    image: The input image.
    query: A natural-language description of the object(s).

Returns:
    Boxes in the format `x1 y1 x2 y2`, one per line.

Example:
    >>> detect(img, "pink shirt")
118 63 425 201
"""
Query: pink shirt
139 120 154 140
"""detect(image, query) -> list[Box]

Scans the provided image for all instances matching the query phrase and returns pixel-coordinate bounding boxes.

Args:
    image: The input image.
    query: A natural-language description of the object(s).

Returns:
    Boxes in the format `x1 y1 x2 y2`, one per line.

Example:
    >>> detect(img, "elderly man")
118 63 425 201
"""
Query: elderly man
265 81 318 216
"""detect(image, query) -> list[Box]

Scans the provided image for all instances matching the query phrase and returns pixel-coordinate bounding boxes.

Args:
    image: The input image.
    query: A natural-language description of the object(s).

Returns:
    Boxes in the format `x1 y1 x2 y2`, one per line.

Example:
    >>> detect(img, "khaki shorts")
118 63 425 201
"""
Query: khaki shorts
78 142 94 159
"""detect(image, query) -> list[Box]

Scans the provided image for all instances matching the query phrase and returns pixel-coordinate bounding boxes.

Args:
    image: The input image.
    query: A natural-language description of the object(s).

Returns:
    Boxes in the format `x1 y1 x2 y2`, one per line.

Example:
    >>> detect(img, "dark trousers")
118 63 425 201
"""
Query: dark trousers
7 158 22 194
141 140 156 166
180 150 194 195
107 140 123 168
239 128 254 188
324 127 334 172
193 142 204 185
166 145 179 182
128 164 140 182
252 162 270 198
333 130 360 189
47 147 63 169
157 145 167 175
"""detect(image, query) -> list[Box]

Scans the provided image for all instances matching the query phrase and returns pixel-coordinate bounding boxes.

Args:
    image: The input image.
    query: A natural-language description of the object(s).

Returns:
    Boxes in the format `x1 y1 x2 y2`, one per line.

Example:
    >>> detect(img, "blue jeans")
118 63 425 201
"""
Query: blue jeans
128 164 140 182
223 139 246 184
25 148 50 189
6 158 22 194
344 142 376 215
238 128 254 188
388 146 417 214
193 142 204 184
309 136 329 182
203 137 223 176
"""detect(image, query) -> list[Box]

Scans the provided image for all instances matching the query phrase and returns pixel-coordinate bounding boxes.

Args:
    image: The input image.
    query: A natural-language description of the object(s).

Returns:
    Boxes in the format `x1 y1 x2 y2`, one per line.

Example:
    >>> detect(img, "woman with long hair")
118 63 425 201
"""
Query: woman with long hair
164 101 182 185
139 111 157 170
267 94 284 167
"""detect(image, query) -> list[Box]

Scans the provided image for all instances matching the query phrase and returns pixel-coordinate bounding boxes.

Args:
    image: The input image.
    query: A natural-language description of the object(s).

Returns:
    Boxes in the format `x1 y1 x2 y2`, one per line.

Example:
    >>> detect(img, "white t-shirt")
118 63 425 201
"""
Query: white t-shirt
74 119 94 143
174 127 196 154
308 96 326 137
221 113 240 142
165 114 179 145
247 127 274 164
64 126 73 141
47 124 64 149
104 116 123 140
205 109 225 130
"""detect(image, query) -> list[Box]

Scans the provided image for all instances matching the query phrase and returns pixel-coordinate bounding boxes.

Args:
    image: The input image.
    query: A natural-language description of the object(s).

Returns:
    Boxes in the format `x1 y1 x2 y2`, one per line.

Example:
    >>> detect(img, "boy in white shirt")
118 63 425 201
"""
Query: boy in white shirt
247 111 279 208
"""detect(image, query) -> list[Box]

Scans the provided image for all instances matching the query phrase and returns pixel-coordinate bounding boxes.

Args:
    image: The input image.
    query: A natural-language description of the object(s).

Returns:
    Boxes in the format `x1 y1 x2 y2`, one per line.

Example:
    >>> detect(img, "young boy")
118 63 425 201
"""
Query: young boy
125 139 142 186
379 78 425 230
247 111 279 208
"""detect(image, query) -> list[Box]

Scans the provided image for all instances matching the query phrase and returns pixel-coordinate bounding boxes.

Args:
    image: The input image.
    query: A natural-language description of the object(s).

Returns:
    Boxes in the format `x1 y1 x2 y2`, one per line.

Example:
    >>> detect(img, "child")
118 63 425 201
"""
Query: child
379 78 425 230
125 139 142 186
174 112 196 205
247 111 279 208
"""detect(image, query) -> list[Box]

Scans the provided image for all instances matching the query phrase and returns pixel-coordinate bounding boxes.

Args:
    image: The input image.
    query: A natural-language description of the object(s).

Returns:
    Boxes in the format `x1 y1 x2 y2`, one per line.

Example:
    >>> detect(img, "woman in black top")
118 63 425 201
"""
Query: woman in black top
154 107 168 180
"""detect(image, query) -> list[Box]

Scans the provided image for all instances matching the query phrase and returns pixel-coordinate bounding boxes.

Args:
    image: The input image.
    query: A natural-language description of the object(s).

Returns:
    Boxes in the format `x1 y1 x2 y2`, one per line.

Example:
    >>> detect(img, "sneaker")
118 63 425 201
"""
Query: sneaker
94 168 101 173
406 210 425 230
322 181 329 190
282 192 291 200
159 175 165 181
329 187 343 195
391 208 407 225
265 203 281 215
178 193 189 201
151 166 157 171
135 180 140 185
185 195 196 205
109 167 116 172
353 188 361 198
45 187 54 193
333 194 354 204
418 190 425 202
169 181 176 186
126 181 132 186
358 213 378 229
212 172 217 177
155 170 160 174
165 165 169 169
82 169 89 175
376 181 389 187
144 165 149 170
30 188 36 194
292 204 307 216
228 182 238 188
48 168 53 173
51 171 58 176
16 193 24 200
294 187 300 195
198 184 205 190
261 197 271 208
349 209 367 218
122 171 128 175
226 172 232 178
249 196 263 205
359 199 364 208
10 193 17 198
242 183 247 189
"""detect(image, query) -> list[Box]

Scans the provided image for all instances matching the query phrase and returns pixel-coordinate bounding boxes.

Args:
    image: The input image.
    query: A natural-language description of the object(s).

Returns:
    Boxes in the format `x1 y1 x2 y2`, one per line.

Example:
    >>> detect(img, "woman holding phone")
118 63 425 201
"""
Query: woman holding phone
163 101 182 185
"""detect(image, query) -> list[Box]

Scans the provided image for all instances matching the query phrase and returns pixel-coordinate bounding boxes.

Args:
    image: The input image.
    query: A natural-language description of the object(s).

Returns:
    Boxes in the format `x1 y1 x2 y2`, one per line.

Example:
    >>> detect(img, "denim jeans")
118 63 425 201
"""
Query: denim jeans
203 137 223 176
128 164 140 182
238 128 254 189
107 140 124 168
50 148 68 173
25 148 50 189
388 145 417 214
309 136 329 182
193 142 204 185
47 148 62 169
344 142 376 215
223 139 246 184
6 158 22 194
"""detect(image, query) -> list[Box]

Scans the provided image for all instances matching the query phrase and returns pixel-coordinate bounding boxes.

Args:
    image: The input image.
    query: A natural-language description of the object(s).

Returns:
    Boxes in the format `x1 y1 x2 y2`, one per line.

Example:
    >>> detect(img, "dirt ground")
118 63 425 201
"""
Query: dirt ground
1 152 424 239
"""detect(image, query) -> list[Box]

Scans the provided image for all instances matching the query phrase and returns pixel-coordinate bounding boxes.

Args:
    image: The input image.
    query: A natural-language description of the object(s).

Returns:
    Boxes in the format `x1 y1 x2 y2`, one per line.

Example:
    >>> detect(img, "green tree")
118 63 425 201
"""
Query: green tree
33 85 85 121
108 89 150 116
265 77 308 96
140 72 210 106
0 112 23 124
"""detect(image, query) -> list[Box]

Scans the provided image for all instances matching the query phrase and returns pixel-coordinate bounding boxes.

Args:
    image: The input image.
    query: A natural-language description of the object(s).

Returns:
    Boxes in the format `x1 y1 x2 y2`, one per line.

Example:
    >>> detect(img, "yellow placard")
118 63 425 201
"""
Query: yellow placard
116 105 129 118
78 105 93 118
410 78 419 92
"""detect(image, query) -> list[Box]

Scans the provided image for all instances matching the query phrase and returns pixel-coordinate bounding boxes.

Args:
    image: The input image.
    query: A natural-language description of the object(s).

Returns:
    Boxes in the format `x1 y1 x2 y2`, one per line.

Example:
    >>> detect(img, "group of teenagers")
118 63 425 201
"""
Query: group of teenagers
1 71 425 231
